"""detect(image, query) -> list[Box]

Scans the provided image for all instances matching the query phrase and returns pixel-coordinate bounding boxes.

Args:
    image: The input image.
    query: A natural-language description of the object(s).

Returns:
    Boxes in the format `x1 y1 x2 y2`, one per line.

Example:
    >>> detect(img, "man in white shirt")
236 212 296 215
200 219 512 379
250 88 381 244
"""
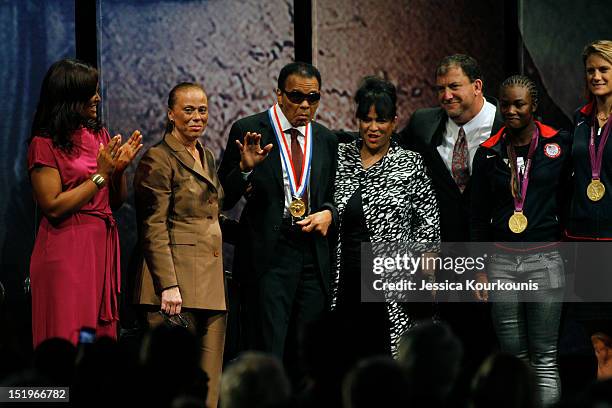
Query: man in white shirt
399 54 503 399
400 53 502 241
436 94 496 178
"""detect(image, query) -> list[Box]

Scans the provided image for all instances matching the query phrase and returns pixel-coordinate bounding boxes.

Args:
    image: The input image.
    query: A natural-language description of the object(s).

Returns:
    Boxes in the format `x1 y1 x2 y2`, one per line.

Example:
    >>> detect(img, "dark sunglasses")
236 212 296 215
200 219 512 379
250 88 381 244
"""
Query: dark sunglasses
282 90 321 104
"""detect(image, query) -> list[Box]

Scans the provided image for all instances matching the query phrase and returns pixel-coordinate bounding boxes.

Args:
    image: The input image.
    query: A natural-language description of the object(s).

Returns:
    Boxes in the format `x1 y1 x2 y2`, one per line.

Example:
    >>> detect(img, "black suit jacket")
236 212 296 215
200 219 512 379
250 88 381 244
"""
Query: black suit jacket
218 110 338 293
399 102 503 242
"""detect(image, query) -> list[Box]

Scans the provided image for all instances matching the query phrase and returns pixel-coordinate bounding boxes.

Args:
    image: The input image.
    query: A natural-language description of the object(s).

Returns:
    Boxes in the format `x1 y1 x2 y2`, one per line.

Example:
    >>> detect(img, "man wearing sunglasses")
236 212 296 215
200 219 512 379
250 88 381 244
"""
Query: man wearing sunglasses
219 62 337 377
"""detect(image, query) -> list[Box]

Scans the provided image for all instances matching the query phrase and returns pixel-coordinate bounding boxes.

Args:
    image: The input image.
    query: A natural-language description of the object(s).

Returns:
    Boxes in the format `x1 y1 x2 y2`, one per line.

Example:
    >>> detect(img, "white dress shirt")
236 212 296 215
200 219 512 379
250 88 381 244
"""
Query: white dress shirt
437 98 497 174
273 104 310 217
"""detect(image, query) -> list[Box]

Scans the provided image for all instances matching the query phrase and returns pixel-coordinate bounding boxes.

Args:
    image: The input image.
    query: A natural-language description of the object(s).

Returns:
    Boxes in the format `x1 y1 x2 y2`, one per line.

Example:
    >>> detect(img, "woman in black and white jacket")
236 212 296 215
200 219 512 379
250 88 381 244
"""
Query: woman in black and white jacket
332 76 440 357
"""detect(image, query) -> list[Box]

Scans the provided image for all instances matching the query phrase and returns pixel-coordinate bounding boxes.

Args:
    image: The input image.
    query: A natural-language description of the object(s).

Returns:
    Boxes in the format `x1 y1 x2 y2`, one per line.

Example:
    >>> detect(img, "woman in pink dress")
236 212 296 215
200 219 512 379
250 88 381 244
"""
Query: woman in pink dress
27 59 142 347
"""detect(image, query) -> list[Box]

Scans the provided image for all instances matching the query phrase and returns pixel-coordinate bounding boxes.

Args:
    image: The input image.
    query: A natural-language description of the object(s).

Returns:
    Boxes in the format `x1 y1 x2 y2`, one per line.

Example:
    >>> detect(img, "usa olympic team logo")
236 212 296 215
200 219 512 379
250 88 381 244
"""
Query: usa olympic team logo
544 143 561 158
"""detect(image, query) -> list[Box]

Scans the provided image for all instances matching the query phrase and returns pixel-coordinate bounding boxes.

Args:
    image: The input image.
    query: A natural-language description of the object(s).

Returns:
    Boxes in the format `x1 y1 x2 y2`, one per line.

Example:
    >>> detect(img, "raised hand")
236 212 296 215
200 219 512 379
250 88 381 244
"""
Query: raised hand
237 132 273 172
114 130 143 172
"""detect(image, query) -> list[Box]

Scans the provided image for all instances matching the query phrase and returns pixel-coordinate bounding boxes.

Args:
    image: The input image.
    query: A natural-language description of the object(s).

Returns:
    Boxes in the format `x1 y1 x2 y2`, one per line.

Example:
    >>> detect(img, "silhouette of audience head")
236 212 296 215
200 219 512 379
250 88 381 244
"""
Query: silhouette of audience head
140 325 207 407
471 352 537 408
220 351 291 408
294 312 361 407
72 336 123 406
579 378 612 407
398 321 463 406
34 337 76 385
342 356 409 408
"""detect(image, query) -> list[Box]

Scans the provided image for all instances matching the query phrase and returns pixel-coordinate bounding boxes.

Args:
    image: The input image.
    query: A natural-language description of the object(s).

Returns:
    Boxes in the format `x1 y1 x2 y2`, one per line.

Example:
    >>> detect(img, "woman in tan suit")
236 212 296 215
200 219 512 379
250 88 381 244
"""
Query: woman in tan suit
133 82 226 408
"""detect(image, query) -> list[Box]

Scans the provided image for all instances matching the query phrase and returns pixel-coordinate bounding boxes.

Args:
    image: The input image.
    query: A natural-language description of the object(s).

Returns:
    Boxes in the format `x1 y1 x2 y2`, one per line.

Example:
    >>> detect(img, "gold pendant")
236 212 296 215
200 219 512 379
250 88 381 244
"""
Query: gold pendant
508 211 528 234
289 198 306 218
587 179 606 202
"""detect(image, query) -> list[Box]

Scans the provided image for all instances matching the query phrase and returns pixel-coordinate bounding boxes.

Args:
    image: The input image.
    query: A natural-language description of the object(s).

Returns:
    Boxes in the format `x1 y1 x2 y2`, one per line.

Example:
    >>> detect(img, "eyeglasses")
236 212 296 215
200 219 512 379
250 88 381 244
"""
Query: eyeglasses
282 90 321 104
158 311 190 329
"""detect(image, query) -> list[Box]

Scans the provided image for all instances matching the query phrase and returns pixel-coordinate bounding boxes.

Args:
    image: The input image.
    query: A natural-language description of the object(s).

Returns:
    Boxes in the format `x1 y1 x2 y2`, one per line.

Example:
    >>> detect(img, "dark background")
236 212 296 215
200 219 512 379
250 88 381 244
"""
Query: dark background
1 0 611 388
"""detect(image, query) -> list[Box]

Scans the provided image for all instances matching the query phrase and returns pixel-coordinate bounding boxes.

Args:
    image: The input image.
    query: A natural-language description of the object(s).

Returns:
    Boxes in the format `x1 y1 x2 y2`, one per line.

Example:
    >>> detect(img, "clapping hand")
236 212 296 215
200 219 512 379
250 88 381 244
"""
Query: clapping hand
114 130 144 173
97 135 121 178
237 132 273 172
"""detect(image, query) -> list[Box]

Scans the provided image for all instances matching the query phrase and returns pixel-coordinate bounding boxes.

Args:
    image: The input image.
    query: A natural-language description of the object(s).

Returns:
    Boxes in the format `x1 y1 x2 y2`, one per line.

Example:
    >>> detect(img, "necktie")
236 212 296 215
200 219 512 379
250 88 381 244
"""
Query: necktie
290 128 308 211
451 127 469 192
290 128 303 181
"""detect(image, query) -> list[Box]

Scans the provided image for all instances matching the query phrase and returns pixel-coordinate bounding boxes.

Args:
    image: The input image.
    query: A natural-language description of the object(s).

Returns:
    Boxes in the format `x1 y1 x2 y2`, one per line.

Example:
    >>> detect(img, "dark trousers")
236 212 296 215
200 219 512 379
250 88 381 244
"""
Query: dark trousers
242 223 326 374
436 269 497 405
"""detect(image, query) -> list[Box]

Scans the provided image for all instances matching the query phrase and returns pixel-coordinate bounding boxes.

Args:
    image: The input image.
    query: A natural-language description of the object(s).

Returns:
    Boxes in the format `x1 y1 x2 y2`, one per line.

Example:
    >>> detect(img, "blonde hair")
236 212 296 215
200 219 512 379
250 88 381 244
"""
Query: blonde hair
582 40 612 99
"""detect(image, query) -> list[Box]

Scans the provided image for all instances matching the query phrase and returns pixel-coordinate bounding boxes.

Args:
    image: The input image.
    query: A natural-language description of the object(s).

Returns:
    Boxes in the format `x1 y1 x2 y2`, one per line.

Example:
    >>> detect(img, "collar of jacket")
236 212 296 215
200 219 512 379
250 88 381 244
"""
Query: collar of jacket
579 99 595 117
164 131 204 152
163 132 216 186
480 121 559 153
432 95 503 147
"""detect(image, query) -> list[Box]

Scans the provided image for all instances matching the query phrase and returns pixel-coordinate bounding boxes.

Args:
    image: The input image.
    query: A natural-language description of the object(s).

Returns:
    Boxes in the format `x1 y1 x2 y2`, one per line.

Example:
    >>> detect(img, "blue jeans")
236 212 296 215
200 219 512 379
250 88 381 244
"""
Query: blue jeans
488 251 564 406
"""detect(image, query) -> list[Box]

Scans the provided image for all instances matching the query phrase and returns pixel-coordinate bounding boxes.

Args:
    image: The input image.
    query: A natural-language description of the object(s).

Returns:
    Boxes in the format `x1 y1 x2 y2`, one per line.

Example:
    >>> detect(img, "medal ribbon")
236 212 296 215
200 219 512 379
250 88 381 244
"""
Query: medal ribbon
506 126 540 212
589 111 612 180
268 104 312 198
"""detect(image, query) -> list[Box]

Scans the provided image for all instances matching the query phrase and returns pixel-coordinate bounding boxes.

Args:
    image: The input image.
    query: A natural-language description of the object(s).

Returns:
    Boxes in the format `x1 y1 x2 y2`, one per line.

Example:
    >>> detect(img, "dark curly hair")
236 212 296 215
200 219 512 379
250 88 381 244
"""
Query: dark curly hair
354 76 397 121
30 59 102 151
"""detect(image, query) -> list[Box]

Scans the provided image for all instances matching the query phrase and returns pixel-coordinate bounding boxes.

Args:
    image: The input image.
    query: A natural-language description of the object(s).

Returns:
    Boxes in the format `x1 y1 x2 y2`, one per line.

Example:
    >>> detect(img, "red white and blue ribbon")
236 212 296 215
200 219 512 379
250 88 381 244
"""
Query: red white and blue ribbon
268 104 312 199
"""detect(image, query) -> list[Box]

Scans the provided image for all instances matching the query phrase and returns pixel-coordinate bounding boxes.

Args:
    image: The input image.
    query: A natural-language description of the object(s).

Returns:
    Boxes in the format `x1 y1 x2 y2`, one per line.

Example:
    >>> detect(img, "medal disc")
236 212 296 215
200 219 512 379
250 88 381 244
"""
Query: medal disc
587 179 606 202
508 211 528 234
289 198 306 218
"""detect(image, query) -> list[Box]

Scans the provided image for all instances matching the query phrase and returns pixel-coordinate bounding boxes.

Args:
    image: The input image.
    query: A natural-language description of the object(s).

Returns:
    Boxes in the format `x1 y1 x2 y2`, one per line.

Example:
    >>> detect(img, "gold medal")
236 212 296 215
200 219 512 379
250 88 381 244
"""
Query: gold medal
289 198 306 218
587 179 606 202
508 211 528 234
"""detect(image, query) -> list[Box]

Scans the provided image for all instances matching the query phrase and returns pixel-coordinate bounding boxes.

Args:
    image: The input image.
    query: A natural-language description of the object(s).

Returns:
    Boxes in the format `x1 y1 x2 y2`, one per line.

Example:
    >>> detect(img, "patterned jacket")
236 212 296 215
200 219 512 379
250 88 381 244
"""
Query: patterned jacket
332 139 440 354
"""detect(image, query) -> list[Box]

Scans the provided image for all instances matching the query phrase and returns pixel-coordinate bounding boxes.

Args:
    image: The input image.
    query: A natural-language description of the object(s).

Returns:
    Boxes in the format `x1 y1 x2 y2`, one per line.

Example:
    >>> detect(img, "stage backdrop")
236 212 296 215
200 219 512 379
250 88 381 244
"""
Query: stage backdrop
520 0 612 120
313 0 506 131
0 0 75 303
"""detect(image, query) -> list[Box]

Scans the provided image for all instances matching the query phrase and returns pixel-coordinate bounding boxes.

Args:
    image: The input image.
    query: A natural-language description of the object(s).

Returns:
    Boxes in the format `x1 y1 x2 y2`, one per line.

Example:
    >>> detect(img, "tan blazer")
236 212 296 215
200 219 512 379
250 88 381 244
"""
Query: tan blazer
133 133 226 311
